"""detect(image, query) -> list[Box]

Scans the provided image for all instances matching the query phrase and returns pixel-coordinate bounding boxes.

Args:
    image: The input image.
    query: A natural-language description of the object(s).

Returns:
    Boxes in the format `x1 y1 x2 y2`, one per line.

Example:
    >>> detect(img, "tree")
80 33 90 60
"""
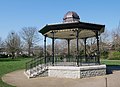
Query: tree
32 45 43 57
55 40 67 55
0 37 4 49
20 27 40 57
0 37 4 54
6 31 21 59
99 29 111 51
0 37 2 47
100 29 109 43
111 21 120 51
46 44 52 56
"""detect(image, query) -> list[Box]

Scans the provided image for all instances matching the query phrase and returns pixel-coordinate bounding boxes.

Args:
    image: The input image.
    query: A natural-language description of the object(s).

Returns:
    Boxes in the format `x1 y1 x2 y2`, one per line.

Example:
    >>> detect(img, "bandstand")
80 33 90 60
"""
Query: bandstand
25 11 106 78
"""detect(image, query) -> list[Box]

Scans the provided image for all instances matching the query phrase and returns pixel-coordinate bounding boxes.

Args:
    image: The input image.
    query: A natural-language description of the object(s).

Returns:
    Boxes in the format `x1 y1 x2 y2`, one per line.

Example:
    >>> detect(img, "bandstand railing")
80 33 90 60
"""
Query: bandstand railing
45 55 99 66
25 57 45 71
25 55 99 71
25 55 99 77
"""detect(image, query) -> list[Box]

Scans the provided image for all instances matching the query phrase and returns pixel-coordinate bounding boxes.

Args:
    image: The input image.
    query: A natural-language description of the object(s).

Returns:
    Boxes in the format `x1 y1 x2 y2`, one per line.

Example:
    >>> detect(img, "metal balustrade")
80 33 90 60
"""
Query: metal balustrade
25 55 99 77
25 57 48 77
45 55 99 66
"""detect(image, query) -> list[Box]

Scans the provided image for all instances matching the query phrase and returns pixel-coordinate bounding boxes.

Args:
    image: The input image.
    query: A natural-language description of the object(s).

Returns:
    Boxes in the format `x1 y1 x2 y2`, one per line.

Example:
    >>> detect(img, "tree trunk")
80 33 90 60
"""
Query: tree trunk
28 45 31 57
12 52 15 59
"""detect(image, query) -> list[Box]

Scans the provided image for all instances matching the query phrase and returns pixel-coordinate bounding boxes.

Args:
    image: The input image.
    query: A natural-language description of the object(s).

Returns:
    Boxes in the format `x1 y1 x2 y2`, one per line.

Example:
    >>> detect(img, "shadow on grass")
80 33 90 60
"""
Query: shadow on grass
0 58 20 62
106 65 120 74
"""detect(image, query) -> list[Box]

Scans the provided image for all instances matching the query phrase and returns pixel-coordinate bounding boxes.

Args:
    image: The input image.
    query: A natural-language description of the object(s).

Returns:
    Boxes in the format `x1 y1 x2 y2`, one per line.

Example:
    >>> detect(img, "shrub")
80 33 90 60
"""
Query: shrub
20 54 29 58
0 54 8 58
108 51 120 60
100 50 109 59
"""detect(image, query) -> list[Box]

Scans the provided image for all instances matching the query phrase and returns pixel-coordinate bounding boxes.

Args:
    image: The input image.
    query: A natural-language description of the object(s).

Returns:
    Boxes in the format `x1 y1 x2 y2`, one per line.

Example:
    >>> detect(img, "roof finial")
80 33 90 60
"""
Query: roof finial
63 11 80 23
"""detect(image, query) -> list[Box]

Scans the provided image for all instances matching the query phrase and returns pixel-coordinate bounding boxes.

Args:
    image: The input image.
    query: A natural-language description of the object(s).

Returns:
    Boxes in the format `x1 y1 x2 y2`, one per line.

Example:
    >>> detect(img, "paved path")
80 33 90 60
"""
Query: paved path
2 70 120 87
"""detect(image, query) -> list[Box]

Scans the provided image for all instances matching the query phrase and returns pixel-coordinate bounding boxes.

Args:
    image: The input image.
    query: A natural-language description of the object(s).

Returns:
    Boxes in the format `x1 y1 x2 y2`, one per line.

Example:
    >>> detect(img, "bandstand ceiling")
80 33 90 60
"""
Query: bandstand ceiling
39 22 105 39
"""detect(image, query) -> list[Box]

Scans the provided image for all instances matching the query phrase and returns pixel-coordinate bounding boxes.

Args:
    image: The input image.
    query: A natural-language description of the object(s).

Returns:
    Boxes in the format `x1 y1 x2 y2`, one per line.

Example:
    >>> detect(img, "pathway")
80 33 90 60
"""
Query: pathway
2 70 120 87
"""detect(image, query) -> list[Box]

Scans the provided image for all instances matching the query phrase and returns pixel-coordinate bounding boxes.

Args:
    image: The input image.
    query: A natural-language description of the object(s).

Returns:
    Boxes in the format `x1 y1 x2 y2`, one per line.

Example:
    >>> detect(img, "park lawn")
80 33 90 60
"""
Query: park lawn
0 58 120 87
0 58 31 87
101 59 120 65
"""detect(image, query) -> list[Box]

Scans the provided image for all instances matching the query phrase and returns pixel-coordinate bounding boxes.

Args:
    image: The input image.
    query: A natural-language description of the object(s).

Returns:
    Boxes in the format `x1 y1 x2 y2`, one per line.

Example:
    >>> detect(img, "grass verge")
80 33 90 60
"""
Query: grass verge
0 58 120 87
0 58 31 87
101 59 120 65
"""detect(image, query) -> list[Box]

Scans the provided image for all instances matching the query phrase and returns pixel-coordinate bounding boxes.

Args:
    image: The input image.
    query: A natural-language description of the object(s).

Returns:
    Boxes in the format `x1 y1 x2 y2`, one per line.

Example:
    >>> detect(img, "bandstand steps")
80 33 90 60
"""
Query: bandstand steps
25 64 48 78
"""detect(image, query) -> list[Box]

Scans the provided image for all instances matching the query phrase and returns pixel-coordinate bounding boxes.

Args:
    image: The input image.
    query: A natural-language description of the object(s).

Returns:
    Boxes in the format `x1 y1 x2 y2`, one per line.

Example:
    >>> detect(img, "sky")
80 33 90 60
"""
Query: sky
0 0 120 41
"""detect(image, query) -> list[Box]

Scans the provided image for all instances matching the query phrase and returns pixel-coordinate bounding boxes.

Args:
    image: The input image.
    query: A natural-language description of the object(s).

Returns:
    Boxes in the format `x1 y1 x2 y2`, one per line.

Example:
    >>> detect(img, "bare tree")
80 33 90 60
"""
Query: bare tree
0 37 2 48
111 21 120 51
0 37 4 54
47 44 52 56
54 40 61 55
20 27 40 56
99 29 111 51
58 40 67 55
6 31 21 59
32 45 43 57
100 29 109 43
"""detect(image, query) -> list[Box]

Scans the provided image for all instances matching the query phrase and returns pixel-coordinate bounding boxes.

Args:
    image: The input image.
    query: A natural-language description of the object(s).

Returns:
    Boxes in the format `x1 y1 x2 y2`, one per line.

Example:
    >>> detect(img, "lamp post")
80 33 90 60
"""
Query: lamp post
11 32 15 59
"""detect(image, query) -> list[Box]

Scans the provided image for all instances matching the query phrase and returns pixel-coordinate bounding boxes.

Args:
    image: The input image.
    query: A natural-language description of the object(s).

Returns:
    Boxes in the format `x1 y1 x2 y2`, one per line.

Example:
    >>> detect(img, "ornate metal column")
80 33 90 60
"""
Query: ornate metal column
96 31 100 64
44 35 47 64
84 38 87 62
52 31 55 66
67 39 70 61
76 30 79 66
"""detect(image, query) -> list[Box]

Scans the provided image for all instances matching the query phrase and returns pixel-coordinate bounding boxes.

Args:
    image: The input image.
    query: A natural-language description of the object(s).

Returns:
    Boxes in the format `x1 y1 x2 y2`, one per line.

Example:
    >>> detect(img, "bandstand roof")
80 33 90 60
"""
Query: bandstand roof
39 21 105 39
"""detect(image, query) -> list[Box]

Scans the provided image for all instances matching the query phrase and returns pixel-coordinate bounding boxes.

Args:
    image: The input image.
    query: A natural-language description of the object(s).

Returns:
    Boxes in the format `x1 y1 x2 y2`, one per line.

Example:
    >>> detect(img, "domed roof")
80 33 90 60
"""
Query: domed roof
63 11 80 23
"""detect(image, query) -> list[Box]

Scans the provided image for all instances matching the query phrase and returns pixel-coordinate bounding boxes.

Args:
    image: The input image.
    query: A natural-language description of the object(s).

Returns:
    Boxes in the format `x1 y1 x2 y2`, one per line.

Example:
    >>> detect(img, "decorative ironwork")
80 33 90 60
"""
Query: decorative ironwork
38 11 105 66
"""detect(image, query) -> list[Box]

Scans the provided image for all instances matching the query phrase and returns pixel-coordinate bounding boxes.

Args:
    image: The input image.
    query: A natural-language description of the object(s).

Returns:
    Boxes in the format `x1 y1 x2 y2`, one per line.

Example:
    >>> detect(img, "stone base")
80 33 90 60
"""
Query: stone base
48 65 106 78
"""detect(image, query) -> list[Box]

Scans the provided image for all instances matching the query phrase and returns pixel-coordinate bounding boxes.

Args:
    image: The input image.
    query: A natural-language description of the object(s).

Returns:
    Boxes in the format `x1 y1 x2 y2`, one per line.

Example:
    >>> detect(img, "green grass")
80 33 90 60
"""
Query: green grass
0 58 31 87
0 58 120 87
101 59 120 65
